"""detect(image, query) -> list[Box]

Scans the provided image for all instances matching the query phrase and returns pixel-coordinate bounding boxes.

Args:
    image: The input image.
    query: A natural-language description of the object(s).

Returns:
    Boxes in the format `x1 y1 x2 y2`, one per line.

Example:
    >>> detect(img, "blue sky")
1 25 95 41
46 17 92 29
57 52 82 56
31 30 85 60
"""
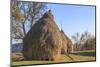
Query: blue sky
47 4 95 38
12 3 96 44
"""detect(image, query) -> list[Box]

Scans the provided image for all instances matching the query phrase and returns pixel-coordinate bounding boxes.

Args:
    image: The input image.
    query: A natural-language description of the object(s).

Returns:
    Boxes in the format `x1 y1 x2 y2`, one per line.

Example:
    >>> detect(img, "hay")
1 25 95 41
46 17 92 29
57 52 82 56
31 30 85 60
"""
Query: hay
22 10 73 61
23 10 62 60
61 30 73 54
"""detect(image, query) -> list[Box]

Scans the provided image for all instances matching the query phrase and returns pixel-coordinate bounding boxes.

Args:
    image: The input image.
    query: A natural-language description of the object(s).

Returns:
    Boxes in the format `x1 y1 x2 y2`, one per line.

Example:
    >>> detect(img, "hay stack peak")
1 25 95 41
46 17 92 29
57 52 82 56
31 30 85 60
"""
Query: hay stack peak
42 9 54 19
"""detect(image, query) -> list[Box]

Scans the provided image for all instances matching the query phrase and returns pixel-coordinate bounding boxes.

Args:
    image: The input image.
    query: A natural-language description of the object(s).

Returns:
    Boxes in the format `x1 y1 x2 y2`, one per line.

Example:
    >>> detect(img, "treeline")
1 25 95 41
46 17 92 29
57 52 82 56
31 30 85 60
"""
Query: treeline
72 31 96 51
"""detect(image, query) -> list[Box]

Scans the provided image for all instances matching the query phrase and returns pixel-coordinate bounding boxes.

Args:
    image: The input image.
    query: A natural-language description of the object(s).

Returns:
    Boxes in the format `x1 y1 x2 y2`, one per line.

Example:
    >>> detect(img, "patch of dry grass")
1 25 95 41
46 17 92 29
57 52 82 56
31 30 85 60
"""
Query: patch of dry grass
12 53 95 66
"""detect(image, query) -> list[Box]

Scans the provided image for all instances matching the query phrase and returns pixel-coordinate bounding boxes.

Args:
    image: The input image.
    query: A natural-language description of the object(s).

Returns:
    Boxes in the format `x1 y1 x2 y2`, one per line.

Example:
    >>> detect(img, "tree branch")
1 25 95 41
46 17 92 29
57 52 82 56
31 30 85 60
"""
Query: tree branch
12 36 23 39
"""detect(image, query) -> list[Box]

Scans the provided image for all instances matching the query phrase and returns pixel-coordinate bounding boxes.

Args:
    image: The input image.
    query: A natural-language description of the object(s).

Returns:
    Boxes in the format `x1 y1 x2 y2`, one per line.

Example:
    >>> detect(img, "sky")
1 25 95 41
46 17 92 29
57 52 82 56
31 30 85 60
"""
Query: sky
12 3 96 44
47 3 95 38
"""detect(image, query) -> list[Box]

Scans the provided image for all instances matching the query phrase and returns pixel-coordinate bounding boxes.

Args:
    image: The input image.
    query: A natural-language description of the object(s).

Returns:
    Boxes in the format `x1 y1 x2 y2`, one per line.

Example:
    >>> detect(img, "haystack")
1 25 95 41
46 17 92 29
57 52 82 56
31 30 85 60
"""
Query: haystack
23 10 63 60
61 30 73 54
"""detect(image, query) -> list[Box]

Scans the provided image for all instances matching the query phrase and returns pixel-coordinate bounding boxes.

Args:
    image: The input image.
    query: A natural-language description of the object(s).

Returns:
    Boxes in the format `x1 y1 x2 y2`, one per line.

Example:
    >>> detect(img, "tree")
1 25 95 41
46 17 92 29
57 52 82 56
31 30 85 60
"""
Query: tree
72 32 80 51
82 36 96 50
72 31 95 51
11 0 47 40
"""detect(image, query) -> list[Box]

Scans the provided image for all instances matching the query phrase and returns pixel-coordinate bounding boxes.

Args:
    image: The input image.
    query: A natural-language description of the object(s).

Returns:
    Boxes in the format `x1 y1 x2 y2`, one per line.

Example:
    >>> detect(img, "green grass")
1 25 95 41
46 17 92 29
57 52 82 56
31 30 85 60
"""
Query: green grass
74 50 95 53
12 50 96 66
72 50 96 57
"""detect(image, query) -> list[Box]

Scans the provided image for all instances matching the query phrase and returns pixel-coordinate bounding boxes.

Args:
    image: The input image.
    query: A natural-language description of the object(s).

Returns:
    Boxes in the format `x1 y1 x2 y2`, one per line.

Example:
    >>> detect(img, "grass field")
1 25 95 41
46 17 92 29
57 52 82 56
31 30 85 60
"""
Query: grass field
11 50 96 66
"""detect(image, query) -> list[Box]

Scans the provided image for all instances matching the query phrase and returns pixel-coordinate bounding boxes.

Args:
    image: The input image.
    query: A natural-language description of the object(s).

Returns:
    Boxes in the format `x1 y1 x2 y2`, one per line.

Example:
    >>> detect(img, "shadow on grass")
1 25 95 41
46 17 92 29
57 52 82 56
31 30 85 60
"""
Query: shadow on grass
72 51 96 57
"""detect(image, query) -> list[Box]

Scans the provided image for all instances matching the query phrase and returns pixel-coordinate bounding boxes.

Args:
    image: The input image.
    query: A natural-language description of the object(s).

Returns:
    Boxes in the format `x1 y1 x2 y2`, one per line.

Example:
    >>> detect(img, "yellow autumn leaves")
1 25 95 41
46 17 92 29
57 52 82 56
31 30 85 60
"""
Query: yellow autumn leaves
11 4 25 23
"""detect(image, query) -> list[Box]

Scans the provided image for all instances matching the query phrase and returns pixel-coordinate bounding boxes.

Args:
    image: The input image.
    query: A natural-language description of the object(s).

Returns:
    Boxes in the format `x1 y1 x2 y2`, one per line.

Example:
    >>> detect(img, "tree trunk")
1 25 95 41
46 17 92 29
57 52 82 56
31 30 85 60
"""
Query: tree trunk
22 22 26 36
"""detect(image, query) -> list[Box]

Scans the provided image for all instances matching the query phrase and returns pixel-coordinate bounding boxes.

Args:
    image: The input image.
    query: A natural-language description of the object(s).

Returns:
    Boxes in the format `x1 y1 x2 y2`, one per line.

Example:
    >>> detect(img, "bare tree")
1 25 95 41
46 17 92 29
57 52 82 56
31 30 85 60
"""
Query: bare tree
72 31 95 51
72 32 80 51
11 0 47 40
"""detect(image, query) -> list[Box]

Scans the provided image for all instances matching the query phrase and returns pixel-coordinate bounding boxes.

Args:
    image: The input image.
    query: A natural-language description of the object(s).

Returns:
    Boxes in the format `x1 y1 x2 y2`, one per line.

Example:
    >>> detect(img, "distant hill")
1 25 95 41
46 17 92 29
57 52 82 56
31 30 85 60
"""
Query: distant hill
12 43 23 53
